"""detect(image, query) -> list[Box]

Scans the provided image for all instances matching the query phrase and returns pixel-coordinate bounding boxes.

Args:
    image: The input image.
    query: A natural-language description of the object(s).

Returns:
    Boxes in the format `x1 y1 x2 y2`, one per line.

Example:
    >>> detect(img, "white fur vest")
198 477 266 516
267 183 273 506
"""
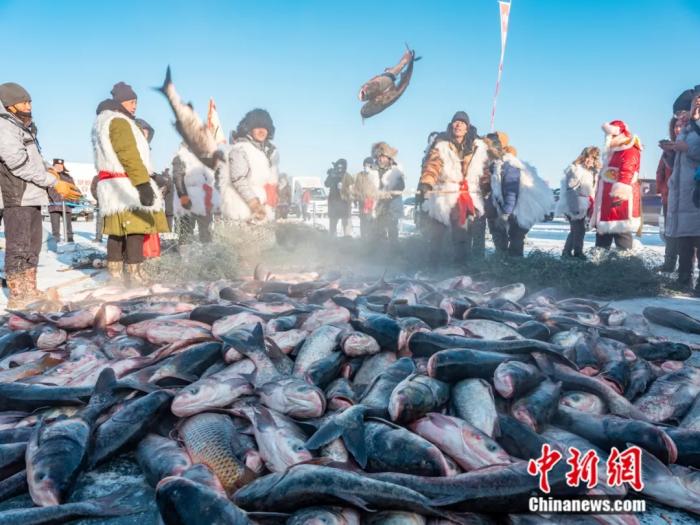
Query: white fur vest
220 140 279 221
556 164 595 220
491 154 554 230
422 138 488 228
172 145 220 217
92 110 163 216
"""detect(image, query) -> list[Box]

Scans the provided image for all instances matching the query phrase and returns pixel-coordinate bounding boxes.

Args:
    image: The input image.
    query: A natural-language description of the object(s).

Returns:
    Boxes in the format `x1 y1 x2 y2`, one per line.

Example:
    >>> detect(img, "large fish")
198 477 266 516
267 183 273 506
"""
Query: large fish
135 433 193 487
359 48 420 119
643 306 700 334
178 412 253 495
450 379 499 437
388 374 449 423
155 66 220 168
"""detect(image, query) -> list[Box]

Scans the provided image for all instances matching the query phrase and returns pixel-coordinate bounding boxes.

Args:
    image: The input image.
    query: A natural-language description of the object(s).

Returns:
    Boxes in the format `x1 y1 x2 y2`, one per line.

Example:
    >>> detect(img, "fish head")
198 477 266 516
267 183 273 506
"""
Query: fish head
281 380 326 418
28 465 61 506
559 391 605 414
460 424 512 467
388 391 409 422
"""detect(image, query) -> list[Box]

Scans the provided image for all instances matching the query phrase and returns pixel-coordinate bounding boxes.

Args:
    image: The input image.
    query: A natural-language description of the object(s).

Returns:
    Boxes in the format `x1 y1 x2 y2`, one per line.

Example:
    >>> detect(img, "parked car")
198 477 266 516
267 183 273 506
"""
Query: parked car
641 179 661 226
71 201 95 221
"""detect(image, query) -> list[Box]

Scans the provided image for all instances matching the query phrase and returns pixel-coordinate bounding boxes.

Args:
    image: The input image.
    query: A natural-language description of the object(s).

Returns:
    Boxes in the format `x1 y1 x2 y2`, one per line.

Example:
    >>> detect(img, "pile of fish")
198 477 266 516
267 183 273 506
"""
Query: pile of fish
0 272 700 524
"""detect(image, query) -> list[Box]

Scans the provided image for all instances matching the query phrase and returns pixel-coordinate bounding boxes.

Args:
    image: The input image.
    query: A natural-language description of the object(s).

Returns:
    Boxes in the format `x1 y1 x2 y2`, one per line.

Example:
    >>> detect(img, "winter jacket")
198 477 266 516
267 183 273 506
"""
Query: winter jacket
655 150 675 208
556 164 596 220
590 137 642 235
152 170 174 217
278 182 291 206
491 154 553 231
91 100 168 236
419 135 489 228
171 144 219 217
48 171 79 213
354 168 380 216
219 136 279 221
666 123 700 238
376 164 405 219
0 105 56 208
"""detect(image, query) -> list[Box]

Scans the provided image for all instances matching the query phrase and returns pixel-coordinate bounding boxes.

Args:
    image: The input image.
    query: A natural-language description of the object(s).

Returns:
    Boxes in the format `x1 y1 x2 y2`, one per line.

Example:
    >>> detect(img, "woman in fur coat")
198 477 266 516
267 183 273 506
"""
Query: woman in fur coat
557 146 601 258
489 137 554 257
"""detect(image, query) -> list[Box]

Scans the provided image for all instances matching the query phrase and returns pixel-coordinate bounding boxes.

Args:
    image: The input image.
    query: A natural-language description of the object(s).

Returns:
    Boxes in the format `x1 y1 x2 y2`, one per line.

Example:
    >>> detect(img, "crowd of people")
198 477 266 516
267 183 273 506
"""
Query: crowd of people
1 78 700 308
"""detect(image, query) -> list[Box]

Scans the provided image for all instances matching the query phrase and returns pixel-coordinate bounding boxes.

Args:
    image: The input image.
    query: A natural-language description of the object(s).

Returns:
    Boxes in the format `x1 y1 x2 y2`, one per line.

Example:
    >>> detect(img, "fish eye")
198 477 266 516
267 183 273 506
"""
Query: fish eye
188 387 199 395
487 443 498 451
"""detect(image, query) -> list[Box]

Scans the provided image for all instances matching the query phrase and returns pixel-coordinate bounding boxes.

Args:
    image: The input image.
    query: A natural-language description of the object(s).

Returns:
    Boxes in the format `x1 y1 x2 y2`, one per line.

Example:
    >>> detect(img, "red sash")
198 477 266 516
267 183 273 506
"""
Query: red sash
203 184 214 215
456 180 475 225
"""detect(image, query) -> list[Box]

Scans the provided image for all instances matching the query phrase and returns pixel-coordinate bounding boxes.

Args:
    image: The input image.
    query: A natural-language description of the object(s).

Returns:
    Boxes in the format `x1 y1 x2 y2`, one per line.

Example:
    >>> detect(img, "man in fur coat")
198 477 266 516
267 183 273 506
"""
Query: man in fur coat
419 111 489 265
590 120 642 250
92 82 168 284
373 142 405 246
354 156 380 240
219 108 279 223
172 142 219 244
488 134 553 256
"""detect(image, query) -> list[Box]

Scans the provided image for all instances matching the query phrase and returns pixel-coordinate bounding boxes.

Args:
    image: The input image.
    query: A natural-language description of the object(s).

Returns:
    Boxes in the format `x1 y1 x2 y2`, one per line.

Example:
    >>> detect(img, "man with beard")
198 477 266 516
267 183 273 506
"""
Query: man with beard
418 111 489 265
0 83 80 308
92 82 169 284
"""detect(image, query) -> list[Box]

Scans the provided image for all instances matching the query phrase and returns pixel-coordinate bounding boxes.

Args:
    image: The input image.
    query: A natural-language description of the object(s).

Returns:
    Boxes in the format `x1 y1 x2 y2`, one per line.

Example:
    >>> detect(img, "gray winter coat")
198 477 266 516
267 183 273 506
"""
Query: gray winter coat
666 123 700 238
0 105 55 208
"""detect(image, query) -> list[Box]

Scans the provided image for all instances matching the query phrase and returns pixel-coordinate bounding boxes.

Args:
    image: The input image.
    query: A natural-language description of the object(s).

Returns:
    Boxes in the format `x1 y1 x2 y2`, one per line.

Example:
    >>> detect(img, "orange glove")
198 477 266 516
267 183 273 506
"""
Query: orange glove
54 180 81 201
179 195 192 210
247 198 267 221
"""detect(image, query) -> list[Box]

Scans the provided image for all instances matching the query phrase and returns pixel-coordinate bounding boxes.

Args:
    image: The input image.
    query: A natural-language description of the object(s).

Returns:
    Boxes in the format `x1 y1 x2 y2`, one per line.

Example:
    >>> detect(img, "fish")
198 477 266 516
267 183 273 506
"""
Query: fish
256 376 326 418
0 331 34 359
632 341 691 361
681 394 700 430
359 357 415 417
233 463 452 518
293 325 344 376
450 379 499 438
155 66 220 168
637 446 700 515
510 380 562 432
0 490 146 525
366 511 427 524
633 366 700 423
493 361 543 400
171 377 253 417
410 413 512 471
559 391 607 415
156 475 254 525
287 506 361 525
341 331 381 357
457 319 524 340
428 348 528 383
179 412 253 495
643 306 700 334
463 307 533 325
388 374 449 424
359 47 420 119
88 390 174 468
135 433 193 487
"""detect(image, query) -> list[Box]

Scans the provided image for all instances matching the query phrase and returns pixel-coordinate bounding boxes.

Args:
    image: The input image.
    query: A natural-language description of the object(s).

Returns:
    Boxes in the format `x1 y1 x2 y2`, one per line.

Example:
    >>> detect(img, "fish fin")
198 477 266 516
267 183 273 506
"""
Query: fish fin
154 65 172 94
305 420 346 450
337 493 374 512
93 367 117 394
115 379 159 394
366 416 403 430
342 423 368 469
87 489 150 517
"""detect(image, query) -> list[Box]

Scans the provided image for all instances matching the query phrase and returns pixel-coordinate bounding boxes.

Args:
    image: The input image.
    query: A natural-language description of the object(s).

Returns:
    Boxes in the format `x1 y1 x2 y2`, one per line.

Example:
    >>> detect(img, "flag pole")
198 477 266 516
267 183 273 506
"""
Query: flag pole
490 0 512 132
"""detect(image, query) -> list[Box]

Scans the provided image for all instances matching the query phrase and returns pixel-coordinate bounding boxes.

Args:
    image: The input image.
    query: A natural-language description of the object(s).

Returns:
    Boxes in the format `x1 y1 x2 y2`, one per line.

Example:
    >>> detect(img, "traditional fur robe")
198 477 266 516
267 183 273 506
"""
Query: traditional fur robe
491 154 554 231
172 145 220 217
92 110 165 219
556 163 596 221
421 138 489 229
219 139 279 221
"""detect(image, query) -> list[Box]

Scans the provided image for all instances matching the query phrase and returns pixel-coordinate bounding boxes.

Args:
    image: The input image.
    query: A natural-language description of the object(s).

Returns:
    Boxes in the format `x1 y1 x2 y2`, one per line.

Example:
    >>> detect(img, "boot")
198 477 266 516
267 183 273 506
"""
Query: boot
5 271 29 310
106 260 124 284
24 267 47 303
125 263 146 286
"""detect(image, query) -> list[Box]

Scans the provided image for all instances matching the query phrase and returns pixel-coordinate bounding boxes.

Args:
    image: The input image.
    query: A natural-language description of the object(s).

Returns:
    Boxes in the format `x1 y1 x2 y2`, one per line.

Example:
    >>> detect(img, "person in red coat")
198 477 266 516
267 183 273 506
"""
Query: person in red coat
590 120 642 250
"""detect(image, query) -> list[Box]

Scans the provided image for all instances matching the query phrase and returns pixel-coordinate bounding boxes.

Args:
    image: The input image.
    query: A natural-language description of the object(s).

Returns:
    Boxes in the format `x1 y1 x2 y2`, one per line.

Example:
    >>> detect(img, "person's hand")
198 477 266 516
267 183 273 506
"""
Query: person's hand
659 140 674 151
693 181 700 208
180 195 192 210
54 180 81 201
247 198 267 221
136 182 155 206
672 141 689 153
417 182 432 194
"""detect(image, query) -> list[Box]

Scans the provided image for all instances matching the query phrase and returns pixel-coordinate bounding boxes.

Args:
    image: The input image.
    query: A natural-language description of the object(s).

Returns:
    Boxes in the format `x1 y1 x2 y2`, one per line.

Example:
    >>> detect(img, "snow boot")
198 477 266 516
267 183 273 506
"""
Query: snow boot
24 267 47 304
5 271 29 310
125 263 147 286
107 261 124 284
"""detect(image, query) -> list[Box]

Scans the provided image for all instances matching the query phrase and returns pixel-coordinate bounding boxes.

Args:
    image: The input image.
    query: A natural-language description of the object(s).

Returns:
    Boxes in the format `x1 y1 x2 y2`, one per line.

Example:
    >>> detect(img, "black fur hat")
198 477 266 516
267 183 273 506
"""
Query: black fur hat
235 108 275 140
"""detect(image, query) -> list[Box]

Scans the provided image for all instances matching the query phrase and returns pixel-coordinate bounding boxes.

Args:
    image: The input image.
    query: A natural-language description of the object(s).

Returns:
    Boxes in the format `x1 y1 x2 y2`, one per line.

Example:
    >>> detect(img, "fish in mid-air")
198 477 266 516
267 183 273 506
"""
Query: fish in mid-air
359 46 421 119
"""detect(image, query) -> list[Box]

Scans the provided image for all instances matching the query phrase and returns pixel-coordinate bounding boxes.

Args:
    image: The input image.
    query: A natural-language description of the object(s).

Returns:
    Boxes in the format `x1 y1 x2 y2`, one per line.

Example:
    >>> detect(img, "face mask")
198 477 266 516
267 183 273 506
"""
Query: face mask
13 110 32 125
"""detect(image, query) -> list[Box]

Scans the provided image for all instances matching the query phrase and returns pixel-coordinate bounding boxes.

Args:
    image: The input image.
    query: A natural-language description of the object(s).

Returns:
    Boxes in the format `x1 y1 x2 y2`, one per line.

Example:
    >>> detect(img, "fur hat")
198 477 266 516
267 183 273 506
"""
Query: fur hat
602 120 631 138
0 82 31 107
371 141 398 160
236 108 275 140
135 118 155 143
111 82 137 102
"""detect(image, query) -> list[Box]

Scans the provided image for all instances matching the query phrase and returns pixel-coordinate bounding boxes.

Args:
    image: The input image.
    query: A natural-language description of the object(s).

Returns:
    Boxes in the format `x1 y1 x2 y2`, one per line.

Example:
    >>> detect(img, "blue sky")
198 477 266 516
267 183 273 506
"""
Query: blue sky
1 0 699 188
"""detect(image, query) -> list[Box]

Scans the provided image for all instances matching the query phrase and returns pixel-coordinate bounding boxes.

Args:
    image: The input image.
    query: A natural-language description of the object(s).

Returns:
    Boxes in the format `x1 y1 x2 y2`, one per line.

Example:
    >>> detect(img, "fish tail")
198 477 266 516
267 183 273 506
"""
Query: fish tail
154 65 172 94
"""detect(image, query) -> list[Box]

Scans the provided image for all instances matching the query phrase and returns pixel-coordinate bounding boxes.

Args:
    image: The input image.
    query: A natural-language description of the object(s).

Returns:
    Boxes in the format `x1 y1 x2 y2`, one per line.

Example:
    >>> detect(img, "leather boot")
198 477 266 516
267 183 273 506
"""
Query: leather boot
6 271 29 310
107 261 124 283
125 263 146 286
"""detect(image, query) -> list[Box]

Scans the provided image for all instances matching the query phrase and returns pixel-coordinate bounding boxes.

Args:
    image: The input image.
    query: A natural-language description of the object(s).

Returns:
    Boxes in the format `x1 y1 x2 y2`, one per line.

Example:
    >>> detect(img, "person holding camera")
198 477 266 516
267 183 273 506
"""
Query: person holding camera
325 158 353 237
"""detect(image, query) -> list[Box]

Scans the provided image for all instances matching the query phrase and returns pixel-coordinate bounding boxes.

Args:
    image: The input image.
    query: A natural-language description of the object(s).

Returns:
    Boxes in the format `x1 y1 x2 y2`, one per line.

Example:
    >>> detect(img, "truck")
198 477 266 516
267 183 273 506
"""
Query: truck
291 176 327 217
